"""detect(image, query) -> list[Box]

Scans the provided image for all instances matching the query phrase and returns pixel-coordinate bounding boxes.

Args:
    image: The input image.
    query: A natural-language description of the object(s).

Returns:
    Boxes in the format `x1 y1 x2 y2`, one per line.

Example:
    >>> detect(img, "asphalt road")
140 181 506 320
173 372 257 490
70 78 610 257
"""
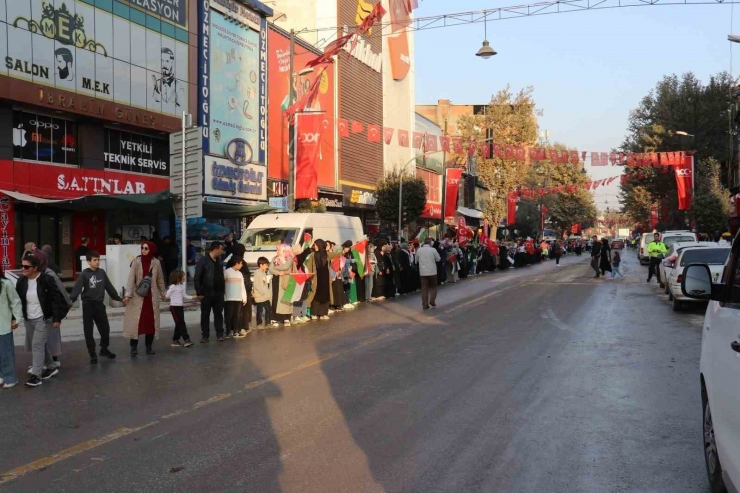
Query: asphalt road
0 251 709 493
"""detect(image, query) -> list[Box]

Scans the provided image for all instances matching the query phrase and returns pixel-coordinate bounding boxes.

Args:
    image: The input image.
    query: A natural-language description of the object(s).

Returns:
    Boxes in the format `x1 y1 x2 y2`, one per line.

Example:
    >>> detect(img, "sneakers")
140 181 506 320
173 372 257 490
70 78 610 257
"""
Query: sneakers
171 341 184 348
233 330 247 339
430 302 437 308
284 320 291 327
90 355 98 364
342 303 354 310
41 368 59 380
200 338 209 344
217 336 225 342
3 381 17 389
25 375 43 387
183 340 195 348
293 317 306 324
270 321 279 328
100 349 116 359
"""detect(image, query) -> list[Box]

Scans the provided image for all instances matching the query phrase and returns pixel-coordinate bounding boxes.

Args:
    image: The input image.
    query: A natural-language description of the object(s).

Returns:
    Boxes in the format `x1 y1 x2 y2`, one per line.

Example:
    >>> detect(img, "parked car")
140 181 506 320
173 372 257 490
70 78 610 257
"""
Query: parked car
668 246 729 311
681 232 740 493
610 240 624 249
659 242 714 290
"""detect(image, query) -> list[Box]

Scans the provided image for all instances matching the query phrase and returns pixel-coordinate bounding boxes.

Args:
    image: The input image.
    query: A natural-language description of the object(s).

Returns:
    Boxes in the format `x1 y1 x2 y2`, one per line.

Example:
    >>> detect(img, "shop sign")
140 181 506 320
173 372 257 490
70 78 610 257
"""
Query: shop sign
13 111 77 165
208 10 267 166
120 0 188 28
270 180 288 197
318 191 344 209
205 156 267 201
211 0 262 31
421 203 442 219
0 160 170 199
341 26 381 72
268 197 289 212
5 1 189 119
0 195 15 272
225 138 253 166
104 129 169 177
198 0 211 152
342 184 377 209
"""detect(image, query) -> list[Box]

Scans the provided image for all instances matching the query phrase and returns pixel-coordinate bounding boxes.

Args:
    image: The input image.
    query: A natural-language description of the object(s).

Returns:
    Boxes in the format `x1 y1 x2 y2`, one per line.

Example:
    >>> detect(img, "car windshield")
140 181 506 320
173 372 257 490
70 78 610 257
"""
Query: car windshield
680 249 730 266
240 228 299 251
664 236 695 248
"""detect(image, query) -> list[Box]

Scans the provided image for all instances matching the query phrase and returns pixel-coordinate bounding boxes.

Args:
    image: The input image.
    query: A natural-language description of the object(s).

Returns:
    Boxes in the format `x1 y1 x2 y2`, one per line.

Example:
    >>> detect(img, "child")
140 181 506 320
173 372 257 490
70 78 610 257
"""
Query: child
166 270 199 347
70 251 123 364
612 251 624 279
224 256 248 338
253 257 272 329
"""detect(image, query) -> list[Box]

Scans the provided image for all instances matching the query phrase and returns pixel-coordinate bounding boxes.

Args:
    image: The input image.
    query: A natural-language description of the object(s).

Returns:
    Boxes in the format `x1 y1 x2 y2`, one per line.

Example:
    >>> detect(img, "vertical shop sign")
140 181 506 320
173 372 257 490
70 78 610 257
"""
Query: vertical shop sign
294 113 324 200
0 196 15 272
259 18 268 166
199 0 211 153
444 168 463 221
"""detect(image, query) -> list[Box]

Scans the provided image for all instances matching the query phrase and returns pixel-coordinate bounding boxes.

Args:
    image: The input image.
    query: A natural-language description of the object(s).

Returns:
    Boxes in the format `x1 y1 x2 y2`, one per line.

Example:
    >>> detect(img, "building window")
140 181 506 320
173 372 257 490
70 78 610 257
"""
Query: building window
104 129 169 177
13 111 78 165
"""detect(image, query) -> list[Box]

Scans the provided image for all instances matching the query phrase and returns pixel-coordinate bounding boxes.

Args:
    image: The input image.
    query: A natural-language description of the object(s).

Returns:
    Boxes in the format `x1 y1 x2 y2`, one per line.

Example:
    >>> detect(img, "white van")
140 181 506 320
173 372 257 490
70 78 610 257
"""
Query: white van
238 213 364 271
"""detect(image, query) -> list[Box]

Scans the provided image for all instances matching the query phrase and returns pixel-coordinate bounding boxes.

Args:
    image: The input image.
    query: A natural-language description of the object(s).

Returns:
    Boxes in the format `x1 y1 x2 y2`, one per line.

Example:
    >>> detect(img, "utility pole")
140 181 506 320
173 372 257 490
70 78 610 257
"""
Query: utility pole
288 29 296 212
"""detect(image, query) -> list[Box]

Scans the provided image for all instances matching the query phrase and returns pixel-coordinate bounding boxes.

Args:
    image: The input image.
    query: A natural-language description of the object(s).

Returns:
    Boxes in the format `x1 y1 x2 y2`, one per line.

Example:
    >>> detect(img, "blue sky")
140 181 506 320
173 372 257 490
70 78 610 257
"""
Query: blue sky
413 0 737 208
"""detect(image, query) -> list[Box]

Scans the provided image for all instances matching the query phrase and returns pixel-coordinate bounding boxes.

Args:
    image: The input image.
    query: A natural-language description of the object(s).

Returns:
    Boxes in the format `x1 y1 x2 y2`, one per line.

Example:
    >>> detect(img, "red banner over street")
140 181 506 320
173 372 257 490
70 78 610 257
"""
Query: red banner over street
294 113 324 200
674 155 694 210
444 168 463 222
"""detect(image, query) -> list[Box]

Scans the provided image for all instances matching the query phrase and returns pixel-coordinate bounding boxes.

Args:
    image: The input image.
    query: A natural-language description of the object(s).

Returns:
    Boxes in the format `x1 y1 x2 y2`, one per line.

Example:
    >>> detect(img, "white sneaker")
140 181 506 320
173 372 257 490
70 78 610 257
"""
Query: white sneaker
343 303 355 309
293 317 306 324
270 321 279 328
284 320 291 327
3 382 17 389
328 309 335 314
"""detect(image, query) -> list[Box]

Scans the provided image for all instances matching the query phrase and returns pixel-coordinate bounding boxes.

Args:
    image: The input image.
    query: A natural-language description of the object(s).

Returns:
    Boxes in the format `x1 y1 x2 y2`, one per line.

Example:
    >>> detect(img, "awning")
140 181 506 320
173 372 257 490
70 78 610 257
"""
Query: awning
1 190 176 212
202 200 275 218
457 206 484 219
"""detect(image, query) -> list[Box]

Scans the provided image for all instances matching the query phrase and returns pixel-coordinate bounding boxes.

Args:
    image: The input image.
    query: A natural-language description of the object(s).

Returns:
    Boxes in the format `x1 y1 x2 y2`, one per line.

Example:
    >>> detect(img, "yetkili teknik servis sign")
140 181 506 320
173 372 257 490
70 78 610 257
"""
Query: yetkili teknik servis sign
2 0 189 118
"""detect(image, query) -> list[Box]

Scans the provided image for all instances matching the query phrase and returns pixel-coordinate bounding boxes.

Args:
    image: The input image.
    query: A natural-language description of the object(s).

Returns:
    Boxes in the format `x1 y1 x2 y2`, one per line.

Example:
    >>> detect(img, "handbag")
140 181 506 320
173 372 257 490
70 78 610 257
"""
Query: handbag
135 267 154 297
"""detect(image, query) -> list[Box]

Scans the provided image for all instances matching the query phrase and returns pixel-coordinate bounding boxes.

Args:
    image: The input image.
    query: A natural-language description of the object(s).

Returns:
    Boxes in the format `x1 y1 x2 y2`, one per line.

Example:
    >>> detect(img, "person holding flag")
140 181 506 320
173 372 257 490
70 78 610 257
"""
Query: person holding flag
306 239 343 320
290 243 314 324
268 244 296 327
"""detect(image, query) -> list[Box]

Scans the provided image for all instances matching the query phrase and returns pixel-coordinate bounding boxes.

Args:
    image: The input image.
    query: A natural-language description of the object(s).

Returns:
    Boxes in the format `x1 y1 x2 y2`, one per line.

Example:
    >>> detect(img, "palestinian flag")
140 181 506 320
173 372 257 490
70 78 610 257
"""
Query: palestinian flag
302 233 312 250
351 238 368 278
349 279 358 303
416 228 428 243
281 272 314 304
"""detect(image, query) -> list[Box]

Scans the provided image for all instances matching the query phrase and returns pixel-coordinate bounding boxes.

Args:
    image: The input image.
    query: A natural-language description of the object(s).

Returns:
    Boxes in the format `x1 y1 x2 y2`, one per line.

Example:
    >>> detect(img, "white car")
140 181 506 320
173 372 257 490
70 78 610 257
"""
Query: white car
668 246 729 311
680 237 740 493
660 242 715 291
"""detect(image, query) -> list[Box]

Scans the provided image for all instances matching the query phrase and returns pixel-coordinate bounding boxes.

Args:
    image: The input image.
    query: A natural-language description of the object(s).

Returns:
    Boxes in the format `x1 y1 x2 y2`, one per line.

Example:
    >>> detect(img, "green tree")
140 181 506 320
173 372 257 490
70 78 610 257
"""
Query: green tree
693 157 730 235
375 170 427 228
454 86 539 236
296 200 327 213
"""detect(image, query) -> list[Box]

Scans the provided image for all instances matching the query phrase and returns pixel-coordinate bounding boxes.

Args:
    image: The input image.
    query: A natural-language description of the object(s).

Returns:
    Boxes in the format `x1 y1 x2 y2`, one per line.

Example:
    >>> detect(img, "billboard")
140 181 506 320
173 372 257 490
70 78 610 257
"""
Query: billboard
0 0 189 119
267 27 336 187
208 9 266 164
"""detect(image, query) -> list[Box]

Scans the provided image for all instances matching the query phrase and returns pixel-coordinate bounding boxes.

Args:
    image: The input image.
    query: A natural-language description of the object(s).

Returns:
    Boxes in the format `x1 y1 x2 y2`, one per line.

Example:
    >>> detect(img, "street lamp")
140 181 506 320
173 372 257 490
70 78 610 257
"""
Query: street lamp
475 12 497 59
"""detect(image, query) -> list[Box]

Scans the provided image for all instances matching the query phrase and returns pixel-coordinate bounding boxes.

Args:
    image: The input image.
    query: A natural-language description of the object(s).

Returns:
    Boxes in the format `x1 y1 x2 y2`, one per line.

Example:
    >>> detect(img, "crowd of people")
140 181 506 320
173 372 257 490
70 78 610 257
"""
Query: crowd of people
0 232 585 390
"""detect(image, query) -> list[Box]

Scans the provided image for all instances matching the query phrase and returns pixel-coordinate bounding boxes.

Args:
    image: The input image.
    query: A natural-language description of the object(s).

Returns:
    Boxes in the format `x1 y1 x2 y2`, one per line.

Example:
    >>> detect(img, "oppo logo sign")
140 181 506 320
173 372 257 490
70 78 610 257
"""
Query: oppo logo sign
299 132 320 144
30 119 59 130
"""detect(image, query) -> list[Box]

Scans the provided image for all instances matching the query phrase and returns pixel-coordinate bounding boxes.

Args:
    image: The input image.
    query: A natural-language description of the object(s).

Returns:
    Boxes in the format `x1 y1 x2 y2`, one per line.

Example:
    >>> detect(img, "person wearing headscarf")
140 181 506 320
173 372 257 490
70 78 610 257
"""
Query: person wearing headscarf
599 238 612 276
397 242 413 295
122 241 166 356
365 243 378 301
372 241 386 299
305 239 344 319
291 243 313 323
328 242 345 310
340 240 357 308
269 244 295 326
381 245 396 298
41 245 61 275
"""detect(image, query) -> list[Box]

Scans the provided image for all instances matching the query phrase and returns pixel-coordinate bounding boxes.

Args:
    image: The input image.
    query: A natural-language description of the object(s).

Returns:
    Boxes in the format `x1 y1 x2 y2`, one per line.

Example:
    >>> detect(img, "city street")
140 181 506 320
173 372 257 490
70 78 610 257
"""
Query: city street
0 252 708 493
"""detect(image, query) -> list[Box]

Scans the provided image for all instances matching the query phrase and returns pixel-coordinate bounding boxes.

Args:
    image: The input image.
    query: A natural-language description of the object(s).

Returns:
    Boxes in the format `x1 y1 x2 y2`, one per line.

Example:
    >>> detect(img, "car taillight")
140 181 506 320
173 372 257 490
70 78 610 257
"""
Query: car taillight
677 274 683 283
667 255 677 263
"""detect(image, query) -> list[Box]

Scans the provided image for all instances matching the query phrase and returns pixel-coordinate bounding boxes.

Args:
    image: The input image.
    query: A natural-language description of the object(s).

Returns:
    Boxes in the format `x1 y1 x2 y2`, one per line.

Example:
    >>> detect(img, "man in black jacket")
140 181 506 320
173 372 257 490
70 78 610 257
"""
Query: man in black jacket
195 241 225 342
590 235 602 278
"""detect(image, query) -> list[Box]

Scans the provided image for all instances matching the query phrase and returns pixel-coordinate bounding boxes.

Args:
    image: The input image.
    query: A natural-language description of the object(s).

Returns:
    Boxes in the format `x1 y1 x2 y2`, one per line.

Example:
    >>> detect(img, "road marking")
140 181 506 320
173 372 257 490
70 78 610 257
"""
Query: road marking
192 393 232 409
0 423 157 485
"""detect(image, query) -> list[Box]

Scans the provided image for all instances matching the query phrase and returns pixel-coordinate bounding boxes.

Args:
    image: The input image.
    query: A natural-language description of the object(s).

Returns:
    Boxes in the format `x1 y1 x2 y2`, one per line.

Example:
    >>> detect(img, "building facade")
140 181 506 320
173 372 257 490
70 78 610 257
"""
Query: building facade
0 0 198 275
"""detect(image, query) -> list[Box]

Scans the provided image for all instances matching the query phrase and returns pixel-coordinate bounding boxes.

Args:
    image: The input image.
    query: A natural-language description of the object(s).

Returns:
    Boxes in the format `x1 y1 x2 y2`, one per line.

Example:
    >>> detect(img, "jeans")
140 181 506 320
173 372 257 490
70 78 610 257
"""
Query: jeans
82 302 111 356
365 274 374 301
224 301 241 335
0 332 17 385
255 301 271 325
293 300 308 318
612 265 624 278
201 294 224 338
420 275 438 308
590 256 600 276
170 305 190 342
26 317 55 377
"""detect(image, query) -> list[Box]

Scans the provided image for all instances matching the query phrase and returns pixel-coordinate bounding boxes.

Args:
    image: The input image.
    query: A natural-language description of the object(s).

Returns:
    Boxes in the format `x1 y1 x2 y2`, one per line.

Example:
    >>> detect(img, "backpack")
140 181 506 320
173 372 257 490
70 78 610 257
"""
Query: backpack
136 267 154 297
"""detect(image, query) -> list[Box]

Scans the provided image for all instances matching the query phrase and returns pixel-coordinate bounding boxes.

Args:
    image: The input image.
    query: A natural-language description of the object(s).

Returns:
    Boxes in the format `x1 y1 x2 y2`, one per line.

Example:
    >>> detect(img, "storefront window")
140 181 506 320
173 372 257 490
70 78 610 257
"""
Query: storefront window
13 111 78 165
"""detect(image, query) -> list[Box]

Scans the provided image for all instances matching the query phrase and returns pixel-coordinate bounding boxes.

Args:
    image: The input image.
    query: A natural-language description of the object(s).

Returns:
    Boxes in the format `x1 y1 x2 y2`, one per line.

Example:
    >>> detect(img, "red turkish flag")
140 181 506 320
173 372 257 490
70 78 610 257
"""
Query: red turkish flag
383 127 395 145
674 154 694 210
468 140 477 157
452 137 463 154
607 176 617 185
600 153 609 167
515 146 526 161
504 145 514 160
397 130 409 147
425 135 438 152
507 192 518 225
367 124 381 143
412 132 424 149
481 143 490 158
351 121 364 134
440 136 450 152
569 151 579 165
338 118 349 137
494 143 503 158
584 181 592 190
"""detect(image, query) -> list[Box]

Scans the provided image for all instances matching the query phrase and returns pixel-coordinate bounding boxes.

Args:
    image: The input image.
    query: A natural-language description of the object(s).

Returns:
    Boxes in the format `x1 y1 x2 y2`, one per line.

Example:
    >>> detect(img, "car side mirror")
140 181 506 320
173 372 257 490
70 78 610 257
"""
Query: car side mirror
662 260 674 268
681 263 723 301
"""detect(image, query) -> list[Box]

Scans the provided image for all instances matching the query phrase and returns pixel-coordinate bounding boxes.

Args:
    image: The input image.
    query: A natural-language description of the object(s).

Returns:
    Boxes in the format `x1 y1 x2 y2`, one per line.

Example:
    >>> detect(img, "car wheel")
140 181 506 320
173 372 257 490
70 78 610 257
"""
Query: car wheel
703 394 729 493
672 297 682 311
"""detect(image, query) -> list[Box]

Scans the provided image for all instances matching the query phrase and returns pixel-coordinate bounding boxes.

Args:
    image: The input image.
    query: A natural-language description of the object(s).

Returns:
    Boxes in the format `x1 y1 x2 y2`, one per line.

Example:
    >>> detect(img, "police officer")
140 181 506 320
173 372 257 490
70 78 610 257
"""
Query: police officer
646 232 667 283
